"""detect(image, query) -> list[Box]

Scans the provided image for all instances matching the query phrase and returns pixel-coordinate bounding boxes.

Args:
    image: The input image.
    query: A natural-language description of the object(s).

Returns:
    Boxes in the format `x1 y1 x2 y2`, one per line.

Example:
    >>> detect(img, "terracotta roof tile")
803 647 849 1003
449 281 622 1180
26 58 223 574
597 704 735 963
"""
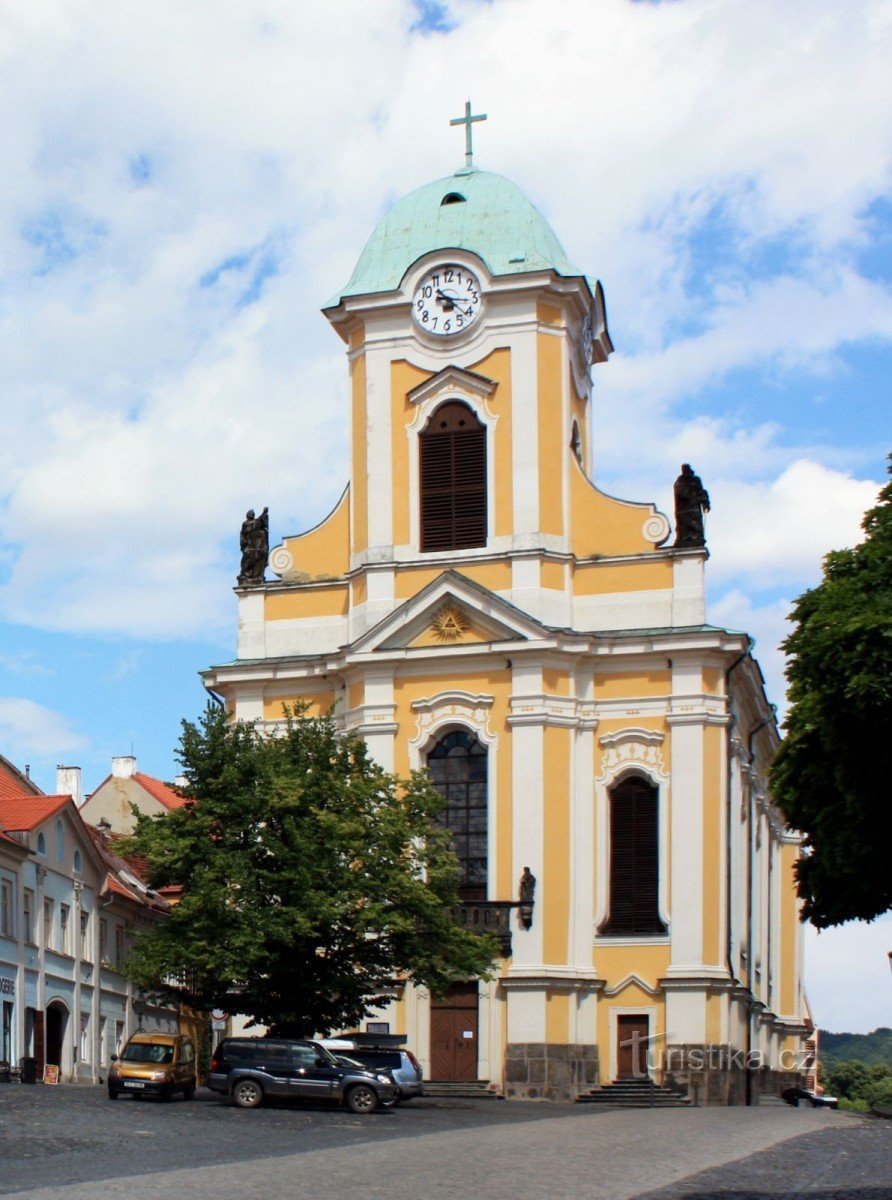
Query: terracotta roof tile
0 794 72 831
133 773 188 810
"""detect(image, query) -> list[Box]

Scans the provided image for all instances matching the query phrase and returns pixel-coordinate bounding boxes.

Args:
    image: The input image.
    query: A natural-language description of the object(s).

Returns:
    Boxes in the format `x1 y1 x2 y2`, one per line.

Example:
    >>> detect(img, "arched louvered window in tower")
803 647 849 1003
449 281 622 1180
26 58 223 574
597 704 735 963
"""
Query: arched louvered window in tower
427 729 488 901
419 401 486 552
601 775 667 936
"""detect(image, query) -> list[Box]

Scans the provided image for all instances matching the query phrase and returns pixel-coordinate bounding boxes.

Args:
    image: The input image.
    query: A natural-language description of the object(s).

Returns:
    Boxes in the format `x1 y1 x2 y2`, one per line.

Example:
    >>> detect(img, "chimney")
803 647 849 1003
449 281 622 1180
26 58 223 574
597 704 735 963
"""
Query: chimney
97 817 112 842
112 755 137 779
56 765 83 807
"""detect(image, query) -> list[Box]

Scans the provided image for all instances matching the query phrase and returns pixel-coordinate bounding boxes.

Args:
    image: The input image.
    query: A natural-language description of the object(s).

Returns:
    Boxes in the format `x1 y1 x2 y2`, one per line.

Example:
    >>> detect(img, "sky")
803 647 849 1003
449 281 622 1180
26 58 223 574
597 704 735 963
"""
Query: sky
0 0 889 1032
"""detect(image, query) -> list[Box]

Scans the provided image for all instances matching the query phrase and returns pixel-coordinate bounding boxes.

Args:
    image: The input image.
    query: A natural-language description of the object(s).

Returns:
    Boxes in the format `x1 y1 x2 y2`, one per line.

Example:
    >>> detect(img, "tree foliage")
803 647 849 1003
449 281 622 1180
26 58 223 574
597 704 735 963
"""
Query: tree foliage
770 459 892 927
122 704 497 1035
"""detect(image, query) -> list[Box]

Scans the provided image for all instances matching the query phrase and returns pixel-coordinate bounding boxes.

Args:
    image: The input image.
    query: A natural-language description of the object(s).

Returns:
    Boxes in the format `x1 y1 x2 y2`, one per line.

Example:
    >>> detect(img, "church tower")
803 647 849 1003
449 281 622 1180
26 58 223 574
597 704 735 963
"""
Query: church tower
204 114 809 1102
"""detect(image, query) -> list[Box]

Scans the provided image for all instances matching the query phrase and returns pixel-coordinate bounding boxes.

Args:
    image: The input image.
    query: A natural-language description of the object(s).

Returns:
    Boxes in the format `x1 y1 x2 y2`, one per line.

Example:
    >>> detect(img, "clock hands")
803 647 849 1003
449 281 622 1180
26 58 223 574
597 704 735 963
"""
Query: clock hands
436 288 458 311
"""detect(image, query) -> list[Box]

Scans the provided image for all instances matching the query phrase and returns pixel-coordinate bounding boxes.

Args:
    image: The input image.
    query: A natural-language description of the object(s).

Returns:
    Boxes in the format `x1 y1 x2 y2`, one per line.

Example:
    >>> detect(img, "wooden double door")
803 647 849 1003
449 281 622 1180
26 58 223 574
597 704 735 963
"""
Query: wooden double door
430 982 478 1081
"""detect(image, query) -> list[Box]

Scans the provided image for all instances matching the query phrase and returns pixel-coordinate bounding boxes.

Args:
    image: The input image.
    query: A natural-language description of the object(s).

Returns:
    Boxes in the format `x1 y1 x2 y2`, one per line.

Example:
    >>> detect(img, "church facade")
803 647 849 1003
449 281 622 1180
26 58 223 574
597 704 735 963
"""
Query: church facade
203 146 809 1103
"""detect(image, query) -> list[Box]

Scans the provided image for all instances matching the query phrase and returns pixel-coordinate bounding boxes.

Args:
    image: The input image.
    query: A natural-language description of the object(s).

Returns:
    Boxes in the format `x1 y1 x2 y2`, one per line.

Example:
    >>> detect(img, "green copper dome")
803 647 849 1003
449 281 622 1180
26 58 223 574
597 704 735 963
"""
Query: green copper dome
326 168 584 307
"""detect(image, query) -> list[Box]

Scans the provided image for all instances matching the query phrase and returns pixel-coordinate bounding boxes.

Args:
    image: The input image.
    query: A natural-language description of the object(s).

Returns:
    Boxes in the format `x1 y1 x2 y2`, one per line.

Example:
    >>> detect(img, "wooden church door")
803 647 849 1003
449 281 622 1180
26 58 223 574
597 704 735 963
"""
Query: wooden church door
616 1014 650 1079
430 982 479 1080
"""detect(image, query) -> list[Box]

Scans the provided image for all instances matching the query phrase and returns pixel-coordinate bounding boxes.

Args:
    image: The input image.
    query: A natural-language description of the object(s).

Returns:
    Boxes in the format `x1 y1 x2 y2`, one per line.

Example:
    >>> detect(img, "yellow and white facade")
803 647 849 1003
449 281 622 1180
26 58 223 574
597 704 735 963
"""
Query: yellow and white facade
204 164 808 1103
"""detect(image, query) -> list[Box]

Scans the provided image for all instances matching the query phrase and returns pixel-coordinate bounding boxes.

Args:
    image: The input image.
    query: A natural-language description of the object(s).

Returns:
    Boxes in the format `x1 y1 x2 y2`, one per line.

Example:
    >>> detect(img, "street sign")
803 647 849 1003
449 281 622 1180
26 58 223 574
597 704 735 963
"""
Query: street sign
210 1009 228 1022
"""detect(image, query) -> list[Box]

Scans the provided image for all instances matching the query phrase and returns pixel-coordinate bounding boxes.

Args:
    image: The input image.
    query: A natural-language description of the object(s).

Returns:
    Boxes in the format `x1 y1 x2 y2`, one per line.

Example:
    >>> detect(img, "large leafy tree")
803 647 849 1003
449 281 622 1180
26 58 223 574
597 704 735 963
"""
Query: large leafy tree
122 704 497 1034
770 459 892 927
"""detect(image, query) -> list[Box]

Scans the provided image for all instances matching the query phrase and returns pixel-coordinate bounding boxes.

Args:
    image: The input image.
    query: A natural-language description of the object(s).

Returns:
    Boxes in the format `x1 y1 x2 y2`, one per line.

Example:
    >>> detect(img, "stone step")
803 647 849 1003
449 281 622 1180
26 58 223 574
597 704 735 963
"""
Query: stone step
577 1079 690 1107
423 1080 499 1099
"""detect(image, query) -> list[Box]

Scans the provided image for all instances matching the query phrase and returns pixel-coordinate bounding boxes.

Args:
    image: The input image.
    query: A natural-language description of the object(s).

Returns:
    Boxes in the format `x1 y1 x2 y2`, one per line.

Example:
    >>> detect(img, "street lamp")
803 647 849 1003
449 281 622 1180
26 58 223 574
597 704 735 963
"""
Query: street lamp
133 990 147 1032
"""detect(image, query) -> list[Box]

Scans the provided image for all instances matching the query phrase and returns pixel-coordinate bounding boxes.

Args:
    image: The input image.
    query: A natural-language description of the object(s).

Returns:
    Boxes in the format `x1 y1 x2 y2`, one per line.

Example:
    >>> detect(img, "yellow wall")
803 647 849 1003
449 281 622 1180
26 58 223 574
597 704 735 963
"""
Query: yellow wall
472 348 513 539
595 670 670 700
263 691 335 720
391 360 430 548
542 725 570 964
277 489 350 581
394 561 511 600
570 457 664 558
573 559 673 596
351 352 368 554
265 586 349 620
537 330 564 536
702 727 723 966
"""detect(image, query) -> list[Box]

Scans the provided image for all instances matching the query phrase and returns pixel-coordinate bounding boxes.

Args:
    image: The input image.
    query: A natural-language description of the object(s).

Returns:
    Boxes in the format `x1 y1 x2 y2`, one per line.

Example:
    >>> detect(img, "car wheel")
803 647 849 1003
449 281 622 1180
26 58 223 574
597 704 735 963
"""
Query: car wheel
345 1084 379 1114
107 1087 119 1100
232 1079 264 1109
161 1085 174 1102
183 1081 196 1101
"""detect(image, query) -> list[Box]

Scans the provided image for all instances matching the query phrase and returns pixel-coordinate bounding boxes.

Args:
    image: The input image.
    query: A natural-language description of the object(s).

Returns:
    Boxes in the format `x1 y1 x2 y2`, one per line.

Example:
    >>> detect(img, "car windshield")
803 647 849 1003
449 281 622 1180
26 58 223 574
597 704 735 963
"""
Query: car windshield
121 1042 174 1064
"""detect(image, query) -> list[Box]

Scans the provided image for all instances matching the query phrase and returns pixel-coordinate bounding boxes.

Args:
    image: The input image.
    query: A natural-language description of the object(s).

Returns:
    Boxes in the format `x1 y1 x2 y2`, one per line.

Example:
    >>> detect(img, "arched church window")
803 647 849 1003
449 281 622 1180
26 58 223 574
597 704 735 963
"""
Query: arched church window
427 729 488 900
601 774 667 936
420 401 486 552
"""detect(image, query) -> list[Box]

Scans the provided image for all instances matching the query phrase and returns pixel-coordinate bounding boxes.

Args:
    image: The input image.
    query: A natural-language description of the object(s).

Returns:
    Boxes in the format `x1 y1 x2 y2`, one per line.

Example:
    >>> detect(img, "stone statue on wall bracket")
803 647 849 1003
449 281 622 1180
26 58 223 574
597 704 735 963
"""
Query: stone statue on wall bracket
673 464 710 548
518 866 536 929
238 506 269 586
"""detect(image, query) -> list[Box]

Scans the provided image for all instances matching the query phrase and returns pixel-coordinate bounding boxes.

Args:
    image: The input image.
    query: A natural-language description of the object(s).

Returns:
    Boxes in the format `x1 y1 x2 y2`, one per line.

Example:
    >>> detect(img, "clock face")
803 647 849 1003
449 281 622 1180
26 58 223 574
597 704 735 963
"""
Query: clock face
412 264 482 337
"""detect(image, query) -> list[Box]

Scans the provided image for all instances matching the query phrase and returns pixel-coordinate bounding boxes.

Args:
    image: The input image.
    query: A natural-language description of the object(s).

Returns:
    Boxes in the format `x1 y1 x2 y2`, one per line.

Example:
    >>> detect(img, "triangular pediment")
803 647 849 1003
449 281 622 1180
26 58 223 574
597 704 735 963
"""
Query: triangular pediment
406 365 497 408
348 570 551 656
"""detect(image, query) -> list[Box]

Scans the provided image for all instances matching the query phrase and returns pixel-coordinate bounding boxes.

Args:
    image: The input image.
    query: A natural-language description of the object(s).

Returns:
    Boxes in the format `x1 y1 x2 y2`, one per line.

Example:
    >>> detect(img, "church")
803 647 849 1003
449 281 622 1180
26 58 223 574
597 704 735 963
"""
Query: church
203 111 809 1104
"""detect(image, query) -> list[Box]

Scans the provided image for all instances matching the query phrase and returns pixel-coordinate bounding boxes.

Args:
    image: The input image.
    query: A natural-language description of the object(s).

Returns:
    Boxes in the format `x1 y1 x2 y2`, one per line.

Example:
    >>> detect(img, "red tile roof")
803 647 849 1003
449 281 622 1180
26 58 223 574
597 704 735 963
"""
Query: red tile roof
0 794 71 831
104 874 142 903
0 754 43 802
133 773 188 810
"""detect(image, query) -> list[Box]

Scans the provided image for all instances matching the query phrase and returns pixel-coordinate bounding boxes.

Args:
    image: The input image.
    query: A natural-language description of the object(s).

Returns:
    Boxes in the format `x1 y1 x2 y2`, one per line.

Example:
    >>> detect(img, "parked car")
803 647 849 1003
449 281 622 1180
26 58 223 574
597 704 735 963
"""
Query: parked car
320 1037 424 1103
107 1032 197 1101
207 1037 396 1113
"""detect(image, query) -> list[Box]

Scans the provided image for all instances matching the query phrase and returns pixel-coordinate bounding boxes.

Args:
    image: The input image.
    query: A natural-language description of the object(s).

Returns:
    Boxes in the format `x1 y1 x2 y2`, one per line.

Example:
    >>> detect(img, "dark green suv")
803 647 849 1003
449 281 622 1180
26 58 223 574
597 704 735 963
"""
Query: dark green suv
207 1037 396 1113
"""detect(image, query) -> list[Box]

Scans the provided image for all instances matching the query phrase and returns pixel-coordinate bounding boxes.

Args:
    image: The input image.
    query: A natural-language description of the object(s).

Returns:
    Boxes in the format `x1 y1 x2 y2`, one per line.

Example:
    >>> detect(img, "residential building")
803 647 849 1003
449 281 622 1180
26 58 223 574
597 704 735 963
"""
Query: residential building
79 756 188 834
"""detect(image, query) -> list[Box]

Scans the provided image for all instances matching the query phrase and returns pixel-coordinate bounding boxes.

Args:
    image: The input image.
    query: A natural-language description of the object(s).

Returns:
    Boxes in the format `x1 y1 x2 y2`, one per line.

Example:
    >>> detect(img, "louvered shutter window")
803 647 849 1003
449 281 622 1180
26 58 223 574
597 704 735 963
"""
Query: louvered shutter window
420 402 486 552
602 776 667 936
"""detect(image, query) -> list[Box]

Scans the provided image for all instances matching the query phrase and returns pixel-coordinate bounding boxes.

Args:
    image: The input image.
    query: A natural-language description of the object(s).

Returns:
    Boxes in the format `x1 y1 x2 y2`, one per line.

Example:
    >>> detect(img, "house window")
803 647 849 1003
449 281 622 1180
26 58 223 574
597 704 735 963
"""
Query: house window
601 775 667 937
23 889 33 943
60 904 70 954
73 850 82 874
36 832 46 855
43 898 54 949
114 924 125 968
79 1013 89 1062
79 909 90 960
420 401 486 552
426 730 488 901
0 879 12 938
99 918 108 963
55 820 64 862
100 1017 109 1067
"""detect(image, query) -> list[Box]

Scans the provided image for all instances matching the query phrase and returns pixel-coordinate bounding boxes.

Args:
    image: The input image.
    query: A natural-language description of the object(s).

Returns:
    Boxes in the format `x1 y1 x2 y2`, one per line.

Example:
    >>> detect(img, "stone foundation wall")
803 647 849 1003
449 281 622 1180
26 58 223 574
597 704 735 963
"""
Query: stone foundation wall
662 1046 805 1106
504 1042 599 1101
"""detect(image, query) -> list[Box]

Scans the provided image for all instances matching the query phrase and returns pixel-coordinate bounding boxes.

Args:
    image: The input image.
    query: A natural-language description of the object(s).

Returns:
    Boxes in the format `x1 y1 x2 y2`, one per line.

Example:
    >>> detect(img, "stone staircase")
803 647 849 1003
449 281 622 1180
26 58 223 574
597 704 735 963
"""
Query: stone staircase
423 1079 500 1100
577 1077 690 1107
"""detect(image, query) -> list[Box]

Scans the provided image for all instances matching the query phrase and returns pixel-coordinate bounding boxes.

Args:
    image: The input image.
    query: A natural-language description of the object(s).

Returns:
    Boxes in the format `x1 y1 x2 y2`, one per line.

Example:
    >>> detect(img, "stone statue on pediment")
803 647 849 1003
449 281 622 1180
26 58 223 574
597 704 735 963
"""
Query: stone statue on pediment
238 506 269 586
673 464 710 548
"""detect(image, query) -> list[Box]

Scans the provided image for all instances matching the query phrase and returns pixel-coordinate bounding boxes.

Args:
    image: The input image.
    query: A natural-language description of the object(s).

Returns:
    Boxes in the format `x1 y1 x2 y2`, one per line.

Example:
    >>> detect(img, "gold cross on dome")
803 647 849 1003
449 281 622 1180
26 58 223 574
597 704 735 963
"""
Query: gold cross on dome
450 100 487 170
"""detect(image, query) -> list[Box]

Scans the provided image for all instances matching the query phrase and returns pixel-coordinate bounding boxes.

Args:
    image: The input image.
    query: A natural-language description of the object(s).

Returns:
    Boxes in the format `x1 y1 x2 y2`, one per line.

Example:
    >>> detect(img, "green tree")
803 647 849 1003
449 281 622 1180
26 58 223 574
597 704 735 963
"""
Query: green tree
122 704 497 1035
770 459 892 927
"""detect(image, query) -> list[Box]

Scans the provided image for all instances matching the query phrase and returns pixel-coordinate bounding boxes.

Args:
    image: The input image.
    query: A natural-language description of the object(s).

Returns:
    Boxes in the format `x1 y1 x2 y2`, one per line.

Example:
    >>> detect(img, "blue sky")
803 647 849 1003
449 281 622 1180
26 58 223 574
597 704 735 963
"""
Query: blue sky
0 0 890 1030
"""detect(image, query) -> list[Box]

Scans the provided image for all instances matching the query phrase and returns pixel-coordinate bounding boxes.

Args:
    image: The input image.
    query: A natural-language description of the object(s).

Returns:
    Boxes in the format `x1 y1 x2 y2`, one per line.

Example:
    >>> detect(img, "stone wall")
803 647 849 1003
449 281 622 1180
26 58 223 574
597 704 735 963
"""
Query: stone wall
504 1043 599 1101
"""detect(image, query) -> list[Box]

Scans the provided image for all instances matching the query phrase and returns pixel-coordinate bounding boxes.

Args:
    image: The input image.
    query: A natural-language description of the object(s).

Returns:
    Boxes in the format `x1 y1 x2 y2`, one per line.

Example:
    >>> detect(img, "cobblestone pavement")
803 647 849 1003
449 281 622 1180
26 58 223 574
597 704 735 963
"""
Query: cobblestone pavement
0 1083 888 1200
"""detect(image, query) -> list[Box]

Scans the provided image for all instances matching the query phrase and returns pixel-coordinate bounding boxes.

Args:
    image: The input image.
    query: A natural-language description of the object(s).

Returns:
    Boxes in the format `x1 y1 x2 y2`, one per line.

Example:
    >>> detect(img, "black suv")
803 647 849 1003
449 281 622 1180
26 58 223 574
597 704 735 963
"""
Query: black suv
208 1037 396 1113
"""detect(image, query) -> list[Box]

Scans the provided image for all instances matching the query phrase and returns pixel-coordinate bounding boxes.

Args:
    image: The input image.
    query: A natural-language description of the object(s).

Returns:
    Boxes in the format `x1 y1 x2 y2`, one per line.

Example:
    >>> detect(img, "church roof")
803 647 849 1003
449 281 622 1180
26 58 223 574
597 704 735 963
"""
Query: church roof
327 168 584 307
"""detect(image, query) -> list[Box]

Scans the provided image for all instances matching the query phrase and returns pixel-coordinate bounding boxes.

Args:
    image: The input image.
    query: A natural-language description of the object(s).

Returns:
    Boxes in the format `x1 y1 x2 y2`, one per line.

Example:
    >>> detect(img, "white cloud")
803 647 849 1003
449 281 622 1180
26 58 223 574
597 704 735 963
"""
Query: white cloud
0 697 87 756
806 914 892 1033
0 0 888 641
708 461 881 589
